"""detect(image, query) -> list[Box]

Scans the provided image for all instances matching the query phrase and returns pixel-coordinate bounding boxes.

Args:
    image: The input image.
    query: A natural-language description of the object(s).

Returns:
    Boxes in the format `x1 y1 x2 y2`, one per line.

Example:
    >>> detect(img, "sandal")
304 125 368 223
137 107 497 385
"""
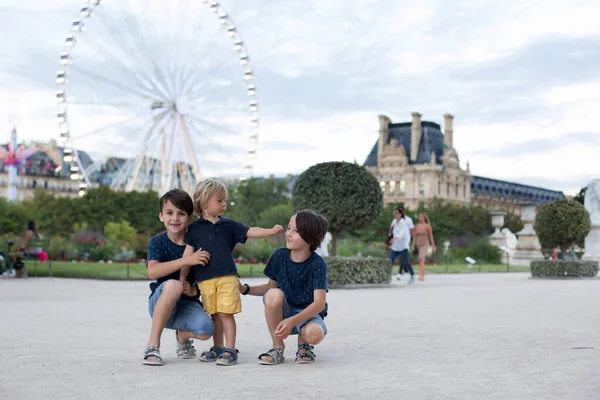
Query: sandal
176 332 196 359
142 346 163 366
199 345 223 362
295 343 316 364
216 347 238 366
258 347 285 365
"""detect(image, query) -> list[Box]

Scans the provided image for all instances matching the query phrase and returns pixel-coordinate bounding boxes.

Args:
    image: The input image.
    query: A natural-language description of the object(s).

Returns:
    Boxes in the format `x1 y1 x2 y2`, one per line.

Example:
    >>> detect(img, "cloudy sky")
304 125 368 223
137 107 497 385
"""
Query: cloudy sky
1 0 598 194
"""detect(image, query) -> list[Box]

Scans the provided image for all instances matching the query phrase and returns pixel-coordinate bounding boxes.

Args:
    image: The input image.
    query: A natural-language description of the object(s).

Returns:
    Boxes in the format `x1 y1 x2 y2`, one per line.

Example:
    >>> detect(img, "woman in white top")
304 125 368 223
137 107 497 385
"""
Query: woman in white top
388 206 416 284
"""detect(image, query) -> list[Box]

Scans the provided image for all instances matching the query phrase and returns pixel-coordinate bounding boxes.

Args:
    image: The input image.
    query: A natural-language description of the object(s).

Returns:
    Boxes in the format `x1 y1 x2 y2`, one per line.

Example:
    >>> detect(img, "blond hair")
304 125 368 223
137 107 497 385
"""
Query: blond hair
420 212 430 224
192 179 227 217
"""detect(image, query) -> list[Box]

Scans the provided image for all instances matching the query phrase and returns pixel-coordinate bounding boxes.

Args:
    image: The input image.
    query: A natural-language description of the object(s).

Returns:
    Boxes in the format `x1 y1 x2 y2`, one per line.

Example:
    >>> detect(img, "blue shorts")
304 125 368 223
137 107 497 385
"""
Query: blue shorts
263 290 327 336
148 281 214 336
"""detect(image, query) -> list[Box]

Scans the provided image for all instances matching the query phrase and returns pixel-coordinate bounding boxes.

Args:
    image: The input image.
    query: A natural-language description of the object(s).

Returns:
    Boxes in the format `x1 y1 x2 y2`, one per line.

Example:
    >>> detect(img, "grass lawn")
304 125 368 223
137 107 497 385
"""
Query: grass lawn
21 260 530 280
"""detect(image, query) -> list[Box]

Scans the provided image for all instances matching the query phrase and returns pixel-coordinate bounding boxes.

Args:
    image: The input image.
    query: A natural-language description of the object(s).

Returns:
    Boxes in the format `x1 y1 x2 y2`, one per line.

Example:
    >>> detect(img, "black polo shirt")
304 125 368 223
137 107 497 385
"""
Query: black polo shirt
184 217 250 283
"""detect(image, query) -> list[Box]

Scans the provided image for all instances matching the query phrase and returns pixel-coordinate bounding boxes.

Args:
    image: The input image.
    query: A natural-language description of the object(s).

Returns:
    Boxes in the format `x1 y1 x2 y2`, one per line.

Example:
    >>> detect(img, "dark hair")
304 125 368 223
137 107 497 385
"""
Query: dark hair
27 220 40 238
394 206 405 219
295 210 329 252
160 189 194 216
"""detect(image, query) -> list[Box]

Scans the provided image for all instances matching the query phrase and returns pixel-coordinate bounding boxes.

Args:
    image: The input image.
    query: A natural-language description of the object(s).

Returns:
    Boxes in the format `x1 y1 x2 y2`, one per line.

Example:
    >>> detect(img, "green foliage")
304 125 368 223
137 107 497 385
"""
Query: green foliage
327 256 392 285
448 240 502 264
530 260 598 278
292 162 383 255
0 197 36 234
534 199 591 252
256 201 293 228
336 237 387 258
103 220 137 243
234 237 283 263
227 177 291 226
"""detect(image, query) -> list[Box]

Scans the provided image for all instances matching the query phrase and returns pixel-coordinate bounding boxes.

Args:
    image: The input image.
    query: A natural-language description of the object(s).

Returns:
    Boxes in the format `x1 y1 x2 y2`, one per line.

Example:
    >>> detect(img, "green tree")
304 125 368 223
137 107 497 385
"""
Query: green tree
104 220 137 243
256 202 293 228
227 177 290 226
292 161 383 255
534 199 591 255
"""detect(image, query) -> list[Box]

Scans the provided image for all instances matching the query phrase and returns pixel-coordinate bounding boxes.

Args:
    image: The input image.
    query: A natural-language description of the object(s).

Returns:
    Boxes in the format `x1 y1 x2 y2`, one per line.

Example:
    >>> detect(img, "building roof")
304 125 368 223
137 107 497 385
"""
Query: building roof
471 175 564 204
363 121 445 167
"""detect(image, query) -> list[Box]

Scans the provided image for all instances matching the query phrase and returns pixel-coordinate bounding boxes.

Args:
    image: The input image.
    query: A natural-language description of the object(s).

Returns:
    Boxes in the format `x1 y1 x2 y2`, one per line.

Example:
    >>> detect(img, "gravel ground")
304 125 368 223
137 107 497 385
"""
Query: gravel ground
0 273 598 400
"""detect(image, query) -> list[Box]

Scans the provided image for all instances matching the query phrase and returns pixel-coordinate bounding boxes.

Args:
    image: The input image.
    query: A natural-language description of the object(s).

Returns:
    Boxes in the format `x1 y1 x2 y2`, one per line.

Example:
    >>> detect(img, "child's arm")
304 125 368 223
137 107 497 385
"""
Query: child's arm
178 245 194 284
239 278 278 296
274 290 327 339
149 246 210 280
246 225 284 239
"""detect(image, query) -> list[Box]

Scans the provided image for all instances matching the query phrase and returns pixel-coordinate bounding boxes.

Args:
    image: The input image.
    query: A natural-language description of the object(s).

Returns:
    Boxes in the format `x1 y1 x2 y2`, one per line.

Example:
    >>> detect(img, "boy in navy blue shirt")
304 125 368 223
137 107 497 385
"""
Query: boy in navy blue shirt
178 179 283 366
142 189 215 366
240 210 329 365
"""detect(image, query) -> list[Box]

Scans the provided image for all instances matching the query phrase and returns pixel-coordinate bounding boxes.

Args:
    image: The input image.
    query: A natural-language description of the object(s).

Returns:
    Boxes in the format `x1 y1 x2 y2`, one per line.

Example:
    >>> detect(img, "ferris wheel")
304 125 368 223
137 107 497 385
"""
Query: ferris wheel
56 0 259 196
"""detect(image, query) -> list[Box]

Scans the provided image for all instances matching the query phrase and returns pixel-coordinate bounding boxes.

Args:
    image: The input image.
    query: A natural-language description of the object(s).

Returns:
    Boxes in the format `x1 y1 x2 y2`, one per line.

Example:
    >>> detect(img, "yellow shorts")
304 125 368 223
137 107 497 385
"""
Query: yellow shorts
197 275 241 315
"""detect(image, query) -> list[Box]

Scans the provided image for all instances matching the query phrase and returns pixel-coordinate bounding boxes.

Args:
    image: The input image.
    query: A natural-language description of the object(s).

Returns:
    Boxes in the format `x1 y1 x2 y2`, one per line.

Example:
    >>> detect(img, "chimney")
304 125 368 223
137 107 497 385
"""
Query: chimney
377 115 390 165
410 112 422 162
443 113 454 149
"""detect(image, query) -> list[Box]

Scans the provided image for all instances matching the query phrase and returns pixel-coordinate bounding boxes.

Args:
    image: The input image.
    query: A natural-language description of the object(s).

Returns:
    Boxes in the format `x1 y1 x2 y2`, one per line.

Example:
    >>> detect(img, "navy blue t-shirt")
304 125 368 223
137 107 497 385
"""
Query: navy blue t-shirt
147 232 199 303
263 248 329 318
184 217 249 283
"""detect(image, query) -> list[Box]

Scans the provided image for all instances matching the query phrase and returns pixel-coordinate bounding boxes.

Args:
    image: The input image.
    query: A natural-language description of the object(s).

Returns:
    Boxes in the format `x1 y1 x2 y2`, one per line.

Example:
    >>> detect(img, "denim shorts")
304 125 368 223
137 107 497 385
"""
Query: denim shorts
263 289 327 336
148 281 214 336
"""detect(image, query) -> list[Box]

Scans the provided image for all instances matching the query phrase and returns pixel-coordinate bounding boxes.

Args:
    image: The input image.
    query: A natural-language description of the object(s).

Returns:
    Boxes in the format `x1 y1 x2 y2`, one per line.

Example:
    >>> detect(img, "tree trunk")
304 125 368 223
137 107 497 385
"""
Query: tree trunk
331 233 338 256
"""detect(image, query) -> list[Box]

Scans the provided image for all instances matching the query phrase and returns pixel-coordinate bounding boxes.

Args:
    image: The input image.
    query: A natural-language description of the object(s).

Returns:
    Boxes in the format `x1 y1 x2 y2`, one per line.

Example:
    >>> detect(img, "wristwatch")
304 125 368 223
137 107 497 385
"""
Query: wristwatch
242 283 250 295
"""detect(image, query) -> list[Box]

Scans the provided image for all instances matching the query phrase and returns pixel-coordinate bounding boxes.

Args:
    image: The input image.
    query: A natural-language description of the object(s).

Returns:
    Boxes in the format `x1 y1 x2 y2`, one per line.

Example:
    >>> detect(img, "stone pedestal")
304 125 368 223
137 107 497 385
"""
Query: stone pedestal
582 226 600 261
488 211 507 248
513 204 544 266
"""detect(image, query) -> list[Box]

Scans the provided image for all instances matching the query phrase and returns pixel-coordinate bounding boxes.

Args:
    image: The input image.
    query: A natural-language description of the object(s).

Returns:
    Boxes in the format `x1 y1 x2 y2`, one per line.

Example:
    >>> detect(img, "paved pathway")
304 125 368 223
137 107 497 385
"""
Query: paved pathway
0 273 598 399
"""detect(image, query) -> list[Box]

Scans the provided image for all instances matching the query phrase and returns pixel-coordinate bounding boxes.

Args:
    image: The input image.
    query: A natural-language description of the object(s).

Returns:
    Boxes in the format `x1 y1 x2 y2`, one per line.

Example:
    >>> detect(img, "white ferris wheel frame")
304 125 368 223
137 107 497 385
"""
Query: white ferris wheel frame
55 0 260 196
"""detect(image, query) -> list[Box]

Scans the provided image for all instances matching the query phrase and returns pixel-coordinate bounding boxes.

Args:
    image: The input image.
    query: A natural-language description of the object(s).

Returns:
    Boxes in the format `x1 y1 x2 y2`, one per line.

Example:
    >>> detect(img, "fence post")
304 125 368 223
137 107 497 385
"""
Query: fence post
250 265 253 277
48 262 52 278
127 264 130 280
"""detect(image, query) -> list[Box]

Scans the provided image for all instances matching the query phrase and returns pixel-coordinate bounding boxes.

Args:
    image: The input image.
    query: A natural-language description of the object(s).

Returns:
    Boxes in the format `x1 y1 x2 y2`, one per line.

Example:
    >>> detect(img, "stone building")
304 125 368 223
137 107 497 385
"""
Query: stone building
0 140 96 200
363 112 564 214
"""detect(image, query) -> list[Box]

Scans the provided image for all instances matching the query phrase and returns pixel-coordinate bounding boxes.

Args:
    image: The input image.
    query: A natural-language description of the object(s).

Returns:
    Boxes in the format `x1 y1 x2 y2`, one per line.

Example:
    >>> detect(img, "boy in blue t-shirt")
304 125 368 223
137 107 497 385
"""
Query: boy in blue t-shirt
142 189 215 366
240 209 329 365
178 179 283 366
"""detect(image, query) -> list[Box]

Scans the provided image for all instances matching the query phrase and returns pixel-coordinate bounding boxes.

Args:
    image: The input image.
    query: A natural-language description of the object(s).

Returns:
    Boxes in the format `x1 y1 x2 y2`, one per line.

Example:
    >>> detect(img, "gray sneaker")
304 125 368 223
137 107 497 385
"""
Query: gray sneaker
408 276 416 284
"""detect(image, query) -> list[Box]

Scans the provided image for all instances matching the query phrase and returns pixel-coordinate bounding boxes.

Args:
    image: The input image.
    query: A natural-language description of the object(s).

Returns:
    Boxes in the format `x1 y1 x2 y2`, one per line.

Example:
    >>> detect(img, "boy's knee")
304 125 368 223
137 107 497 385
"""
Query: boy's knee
193 334 211 341
162 280 184 297
301 324 325 345
264 288 284 308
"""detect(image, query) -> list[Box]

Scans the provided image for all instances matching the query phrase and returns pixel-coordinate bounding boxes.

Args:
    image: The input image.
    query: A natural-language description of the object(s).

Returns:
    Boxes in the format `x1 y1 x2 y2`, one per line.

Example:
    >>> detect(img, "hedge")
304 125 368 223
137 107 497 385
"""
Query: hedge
530 260 599 278
327 256 392 285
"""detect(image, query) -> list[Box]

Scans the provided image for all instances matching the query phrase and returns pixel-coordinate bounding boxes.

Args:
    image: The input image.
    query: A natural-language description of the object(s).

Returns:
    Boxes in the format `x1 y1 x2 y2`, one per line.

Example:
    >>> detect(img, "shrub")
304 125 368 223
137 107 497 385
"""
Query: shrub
292 161 383 255
448 239 501 264
530 260 598 278
534 199 591 254
235 237 282 264
327 256 392 285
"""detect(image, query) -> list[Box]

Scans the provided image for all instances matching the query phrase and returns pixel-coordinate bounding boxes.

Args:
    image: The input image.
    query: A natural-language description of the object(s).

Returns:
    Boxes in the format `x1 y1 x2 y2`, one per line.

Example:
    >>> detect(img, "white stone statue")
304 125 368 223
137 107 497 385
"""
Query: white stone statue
501 228 518 250
315 232 332 257
582 179 600 262
584 179 600 226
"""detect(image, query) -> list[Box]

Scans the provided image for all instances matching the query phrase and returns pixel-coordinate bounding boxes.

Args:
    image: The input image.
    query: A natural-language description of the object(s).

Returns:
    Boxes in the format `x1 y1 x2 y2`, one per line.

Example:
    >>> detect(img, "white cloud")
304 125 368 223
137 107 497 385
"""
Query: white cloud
1 0 599 196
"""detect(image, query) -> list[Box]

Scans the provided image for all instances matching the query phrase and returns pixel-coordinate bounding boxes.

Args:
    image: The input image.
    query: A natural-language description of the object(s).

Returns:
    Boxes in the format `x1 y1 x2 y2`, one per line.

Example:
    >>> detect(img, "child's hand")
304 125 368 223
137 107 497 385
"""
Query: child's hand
272 225 284 235
186 248 210 267
274 318 294 339
182 281 197 297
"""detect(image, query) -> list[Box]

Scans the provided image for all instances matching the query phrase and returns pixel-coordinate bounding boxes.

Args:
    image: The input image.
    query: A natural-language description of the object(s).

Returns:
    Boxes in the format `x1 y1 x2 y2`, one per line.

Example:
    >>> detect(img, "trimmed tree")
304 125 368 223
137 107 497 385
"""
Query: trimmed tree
534 199 591 256
292 161 383 255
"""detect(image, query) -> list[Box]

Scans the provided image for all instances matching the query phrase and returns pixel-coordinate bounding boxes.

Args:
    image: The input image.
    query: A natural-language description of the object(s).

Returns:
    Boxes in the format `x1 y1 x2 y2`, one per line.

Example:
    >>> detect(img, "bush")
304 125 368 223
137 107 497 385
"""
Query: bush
235 237 282 264
530 260 599 278
327 256 392 285
534 199 591 254
448 239 502 264
292 161 383 255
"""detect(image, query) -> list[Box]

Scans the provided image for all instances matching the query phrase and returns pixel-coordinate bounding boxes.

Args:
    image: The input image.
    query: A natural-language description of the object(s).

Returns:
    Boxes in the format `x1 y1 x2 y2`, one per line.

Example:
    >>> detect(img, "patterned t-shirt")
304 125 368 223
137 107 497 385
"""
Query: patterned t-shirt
263 248 329 318
147 232 199 302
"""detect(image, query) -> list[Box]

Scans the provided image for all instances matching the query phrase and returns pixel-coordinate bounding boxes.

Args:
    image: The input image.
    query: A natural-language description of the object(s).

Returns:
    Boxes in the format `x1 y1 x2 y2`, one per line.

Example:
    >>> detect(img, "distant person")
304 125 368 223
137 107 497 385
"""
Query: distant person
315 232 332 257
389 206 416 284
412 212 436 281
12 220 45 278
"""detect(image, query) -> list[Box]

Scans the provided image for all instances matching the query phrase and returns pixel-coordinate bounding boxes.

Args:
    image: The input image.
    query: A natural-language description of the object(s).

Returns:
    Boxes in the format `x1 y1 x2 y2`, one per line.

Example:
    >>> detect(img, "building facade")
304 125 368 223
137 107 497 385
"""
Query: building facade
363 112 564 214
0 139 97 201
